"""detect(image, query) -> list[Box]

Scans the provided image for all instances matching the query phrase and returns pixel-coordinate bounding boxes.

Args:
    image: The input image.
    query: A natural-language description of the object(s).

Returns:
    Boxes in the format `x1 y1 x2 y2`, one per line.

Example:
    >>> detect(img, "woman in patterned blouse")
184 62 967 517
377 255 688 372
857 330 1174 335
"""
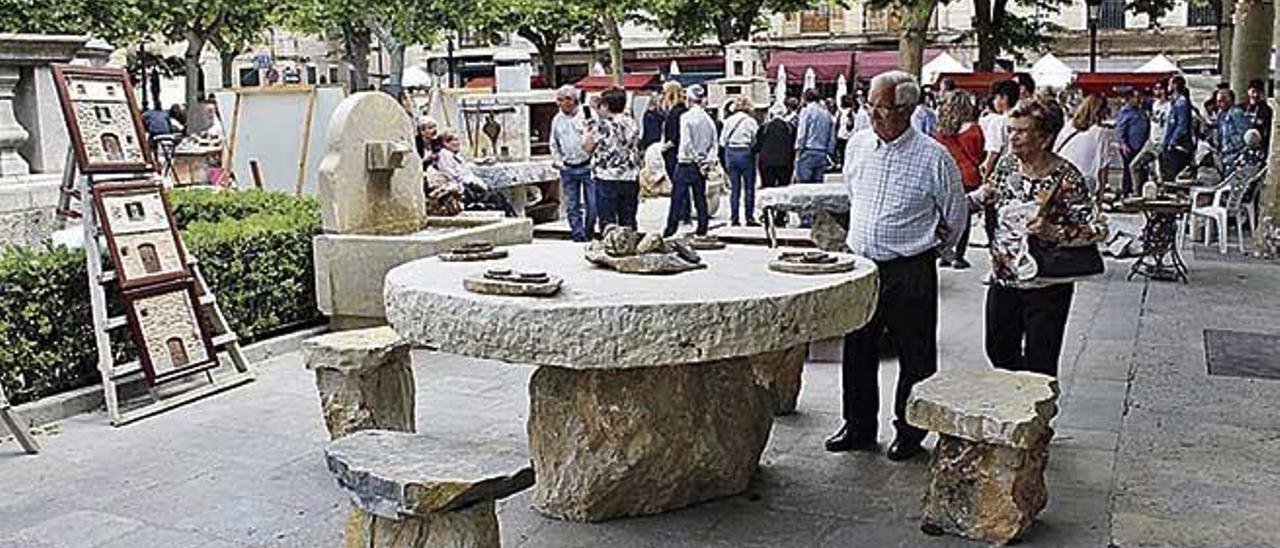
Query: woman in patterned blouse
969 100 1108 377
583 87 641 229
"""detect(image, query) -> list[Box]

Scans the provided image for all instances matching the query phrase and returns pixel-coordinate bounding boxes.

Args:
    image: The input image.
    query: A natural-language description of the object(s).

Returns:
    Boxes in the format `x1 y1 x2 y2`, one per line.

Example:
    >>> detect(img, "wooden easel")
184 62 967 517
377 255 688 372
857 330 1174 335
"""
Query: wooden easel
0 384 39 454
56 152 255 426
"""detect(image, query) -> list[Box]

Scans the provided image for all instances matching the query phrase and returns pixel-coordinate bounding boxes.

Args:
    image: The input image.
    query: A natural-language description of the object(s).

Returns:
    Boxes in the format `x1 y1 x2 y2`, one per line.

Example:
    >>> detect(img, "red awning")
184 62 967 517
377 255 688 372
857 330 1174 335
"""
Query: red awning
573 73 661 92
1075 72 1175 96
852 50 943 81
937 72 1024 93
464 75 550 89
625 57 722 72
765 51 853 83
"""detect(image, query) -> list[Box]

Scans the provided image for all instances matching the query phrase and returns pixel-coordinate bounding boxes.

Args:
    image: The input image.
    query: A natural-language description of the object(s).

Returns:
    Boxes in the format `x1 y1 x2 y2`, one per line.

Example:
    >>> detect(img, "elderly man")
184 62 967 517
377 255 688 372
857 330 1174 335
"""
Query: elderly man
1214 88 1250 176
826 71 968 461
551 85 595 241
663 84 717 237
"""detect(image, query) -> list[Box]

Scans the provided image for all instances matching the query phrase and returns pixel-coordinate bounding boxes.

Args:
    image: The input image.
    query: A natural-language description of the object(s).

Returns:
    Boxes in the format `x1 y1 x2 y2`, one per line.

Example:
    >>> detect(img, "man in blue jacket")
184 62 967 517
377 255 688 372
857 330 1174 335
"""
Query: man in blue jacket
1113 88 1150 196
1214 88 1250 176
1160 76 1195 182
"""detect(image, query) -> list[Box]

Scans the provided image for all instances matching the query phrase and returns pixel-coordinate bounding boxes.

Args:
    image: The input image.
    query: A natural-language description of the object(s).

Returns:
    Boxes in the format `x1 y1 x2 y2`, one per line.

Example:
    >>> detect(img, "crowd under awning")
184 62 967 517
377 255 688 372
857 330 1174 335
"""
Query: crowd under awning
1075 72 1176 96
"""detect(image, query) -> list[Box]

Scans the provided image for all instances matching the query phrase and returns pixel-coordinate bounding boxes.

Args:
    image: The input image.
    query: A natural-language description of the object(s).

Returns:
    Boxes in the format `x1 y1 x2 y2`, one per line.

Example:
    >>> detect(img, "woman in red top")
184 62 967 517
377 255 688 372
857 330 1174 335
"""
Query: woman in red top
935 91 985 269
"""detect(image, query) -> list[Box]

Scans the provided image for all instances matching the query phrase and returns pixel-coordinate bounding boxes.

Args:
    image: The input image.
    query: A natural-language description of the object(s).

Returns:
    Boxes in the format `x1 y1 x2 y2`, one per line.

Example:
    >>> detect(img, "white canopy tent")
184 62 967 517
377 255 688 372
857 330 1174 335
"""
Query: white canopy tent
921 52 970 86
403 65 434 89
669 60 681 75
1031 53 1075 89
1136 54 1181 73
803 67 816 92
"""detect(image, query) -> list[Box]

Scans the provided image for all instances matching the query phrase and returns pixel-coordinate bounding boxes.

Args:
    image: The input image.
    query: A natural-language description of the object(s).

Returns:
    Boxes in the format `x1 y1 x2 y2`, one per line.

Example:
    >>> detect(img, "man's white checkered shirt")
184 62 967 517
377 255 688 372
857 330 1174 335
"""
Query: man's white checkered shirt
841 127 968 262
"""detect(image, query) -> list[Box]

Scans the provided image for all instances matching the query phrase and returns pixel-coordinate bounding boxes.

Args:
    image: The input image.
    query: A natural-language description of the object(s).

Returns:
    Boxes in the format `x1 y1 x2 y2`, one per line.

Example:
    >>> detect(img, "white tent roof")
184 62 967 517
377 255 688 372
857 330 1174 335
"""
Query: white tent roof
403 65 433 88
1136 54 1180 73
921 52 970 86
1031 53 1074 89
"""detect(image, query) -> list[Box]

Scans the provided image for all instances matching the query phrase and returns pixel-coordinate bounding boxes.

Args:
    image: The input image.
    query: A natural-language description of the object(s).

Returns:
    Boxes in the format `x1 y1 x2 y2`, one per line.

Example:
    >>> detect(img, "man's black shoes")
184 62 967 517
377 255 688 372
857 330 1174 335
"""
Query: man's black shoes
886 437 926 461
824 424 878 453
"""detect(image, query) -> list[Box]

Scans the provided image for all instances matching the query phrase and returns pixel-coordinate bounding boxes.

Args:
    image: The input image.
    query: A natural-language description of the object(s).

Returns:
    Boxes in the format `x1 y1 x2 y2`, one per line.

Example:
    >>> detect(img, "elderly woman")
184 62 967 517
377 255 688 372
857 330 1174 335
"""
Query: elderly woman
720 95 760 226
583 87 642 229
969 100 1107 377
935 91 985 269
431 130 515 217
415 116 442 170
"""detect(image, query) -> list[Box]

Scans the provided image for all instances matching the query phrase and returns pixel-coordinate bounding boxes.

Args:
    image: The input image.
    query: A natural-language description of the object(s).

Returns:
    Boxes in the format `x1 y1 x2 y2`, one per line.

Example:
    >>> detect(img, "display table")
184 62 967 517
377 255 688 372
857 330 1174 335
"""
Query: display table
384 241 877 522
756 183 850 250
1126 198 1191 283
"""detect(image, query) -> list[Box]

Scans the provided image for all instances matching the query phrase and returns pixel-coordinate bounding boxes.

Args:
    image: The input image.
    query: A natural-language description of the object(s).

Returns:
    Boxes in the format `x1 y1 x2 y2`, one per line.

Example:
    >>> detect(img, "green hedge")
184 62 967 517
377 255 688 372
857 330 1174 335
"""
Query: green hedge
0 190 322 406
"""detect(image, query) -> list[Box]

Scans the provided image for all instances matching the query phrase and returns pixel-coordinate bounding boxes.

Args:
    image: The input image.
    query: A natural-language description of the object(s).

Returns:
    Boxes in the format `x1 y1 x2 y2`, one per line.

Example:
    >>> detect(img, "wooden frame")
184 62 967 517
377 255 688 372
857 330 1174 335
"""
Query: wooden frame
92 179 190 289
51 65 155 175
122 279 220 386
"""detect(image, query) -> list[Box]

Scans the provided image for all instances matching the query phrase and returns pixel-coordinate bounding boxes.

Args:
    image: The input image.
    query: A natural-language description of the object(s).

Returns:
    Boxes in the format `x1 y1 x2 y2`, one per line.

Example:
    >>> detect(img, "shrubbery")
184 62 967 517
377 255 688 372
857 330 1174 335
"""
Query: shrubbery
0 189 322 405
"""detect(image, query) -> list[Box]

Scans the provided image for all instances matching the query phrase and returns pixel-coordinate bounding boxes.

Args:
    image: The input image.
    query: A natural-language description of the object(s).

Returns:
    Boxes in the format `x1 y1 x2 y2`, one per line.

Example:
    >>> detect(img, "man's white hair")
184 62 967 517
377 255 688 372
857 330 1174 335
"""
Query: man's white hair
555 84 580 101
869 71 921 107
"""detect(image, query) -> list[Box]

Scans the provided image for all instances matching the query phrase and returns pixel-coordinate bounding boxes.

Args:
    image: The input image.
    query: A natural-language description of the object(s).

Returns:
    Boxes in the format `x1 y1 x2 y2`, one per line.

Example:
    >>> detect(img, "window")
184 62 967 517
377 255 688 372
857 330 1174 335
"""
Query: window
733 60 744 76
1188 2 1220 26
800 6 832 33
1098 0 1126 29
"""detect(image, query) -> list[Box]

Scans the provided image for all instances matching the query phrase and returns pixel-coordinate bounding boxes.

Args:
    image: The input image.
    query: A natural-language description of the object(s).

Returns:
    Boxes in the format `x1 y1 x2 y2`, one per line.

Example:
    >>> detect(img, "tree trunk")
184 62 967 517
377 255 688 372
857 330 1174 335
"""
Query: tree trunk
1231 0 1273 93
364 17 405 91
219 49 237 89
898 1 938 82
343 23 372 91
1221 0 1236 83
535 42 557 86
184 30 207 131
1255 2 1280 251
973 0 997 71
601 10 624 85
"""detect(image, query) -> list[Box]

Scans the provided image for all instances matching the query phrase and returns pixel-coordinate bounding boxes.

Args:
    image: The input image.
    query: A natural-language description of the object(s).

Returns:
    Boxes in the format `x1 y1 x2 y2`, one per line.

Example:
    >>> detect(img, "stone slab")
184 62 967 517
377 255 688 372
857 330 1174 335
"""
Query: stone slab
385 241 878 369
755 183 849 213
303 327 409 374
470 159 558 190
906 369 1060 449
326 430 534 519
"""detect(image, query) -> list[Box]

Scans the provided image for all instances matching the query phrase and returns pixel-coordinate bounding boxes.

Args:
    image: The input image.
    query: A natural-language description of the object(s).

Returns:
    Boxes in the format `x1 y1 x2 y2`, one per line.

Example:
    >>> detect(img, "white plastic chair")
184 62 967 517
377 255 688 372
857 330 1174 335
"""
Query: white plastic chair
1189 167 1265 253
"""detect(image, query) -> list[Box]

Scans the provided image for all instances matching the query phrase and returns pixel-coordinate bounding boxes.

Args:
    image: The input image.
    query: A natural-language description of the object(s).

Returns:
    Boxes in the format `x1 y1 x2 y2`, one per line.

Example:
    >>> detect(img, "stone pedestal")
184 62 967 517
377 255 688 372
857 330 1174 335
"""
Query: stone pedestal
811 210 850 252
747 343 807 415
528 359 773 522
303 327 415 439
0 66 30 177
906 369 1060 545
327 430 534 548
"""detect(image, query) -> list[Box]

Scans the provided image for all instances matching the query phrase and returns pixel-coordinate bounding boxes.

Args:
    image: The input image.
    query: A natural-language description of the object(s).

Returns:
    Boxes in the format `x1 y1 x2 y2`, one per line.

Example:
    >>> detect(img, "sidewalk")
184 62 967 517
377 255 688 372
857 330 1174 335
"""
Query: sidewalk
0 245 1275 547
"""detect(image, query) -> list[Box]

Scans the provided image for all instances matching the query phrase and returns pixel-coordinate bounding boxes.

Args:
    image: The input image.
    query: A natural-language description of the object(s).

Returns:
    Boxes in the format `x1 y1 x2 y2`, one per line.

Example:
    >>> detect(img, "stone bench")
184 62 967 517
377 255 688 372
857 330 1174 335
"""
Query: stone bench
304 327 415 439
905 369 1060 545
327 430 535 548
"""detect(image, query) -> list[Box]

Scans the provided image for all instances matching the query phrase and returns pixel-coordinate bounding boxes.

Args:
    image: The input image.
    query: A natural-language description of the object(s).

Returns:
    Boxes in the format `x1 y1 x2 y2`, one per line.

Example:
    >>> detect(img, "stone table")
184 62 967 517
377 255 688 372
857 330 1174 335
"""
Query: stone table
755 183 850 251
385 241 878 521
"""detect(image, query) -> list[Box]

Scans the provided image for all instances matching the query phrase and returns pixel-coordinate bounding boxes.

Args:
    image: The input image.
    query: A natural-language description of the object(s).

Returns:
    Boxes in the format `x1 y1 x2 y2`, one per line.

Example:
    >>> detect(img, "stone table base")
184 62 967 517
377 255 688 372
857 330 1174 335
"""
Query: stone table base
747 343 808 415
528 358 774 521
304 327 415 439
343 501 499 548
921 434 1050 545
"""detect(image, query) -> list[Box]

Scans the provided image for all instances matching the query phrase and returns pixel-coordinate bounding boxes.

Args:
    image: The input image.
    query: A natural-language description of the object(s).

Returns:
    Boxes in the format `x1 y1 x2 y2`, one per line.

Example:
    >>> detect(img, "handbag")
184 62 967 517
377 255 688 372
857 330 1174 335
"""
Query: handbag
1026 169 1104 280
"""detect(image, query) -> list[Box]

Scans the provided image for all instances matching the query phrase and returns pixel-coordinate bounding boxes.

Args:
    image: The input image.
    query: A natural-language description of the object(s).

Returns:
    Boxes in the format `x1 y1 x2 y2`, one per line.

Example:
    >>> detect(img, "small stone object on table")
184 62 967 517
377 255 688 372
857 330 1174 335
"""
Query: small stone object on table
584 226 705 275
905 369 1060 545
439 240 509 262
463 269 563 296
1124 197 1191 283
327 430 534 548
768 250 857 275
303 327 415 440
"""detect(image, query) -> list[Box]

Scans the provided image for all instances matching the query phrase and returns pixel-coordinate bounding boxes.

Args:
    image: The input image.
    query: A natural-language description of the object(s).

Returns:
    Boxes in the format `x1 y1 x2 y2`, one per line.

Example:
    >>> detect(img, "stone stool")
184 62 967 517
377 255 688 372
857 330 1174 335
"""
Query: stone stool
327 430 535 548
304 327 414 439
905 369 1060 545
747 343 808 415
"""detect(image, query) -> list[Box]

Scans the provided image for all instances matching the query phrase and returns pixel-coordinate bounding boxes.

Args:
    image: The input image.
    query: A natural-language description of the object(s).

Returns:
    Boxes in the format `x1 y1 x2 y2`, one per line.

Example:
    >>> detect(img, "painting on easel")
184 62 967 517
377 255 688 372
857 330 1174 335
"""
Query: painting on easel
93 180 190 289
51 65 154 175
122 280 219 386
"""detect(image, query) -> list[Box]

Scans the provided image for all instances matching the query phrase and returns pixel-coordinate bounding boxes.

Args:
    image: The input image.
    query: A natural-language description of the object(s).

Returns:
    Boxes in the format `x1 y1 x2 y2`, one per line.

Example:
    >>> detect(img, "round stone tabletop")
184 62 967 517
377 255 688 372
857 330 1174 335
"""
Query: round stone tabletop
386 241 877 369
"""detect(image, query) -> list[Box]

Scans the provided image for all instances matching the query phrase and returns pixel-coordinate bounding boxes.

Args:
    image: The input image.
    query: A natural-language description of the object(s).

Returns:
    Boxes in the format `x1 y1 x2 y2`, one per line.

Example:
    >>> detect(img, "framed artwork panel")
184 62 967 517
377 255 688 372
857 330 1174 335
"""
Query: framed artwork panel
93 179 190 289
122 280 219 386
52 65 155 175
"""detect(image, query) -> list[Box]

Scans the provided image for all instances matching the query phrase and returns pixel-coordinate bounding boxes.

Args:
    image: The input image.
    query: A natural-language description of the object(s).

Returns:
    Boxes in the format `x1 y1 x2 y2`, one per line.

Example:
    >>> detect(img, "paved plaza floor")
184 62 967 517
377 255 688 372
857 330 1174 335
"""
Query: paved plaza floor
2 240 1279 547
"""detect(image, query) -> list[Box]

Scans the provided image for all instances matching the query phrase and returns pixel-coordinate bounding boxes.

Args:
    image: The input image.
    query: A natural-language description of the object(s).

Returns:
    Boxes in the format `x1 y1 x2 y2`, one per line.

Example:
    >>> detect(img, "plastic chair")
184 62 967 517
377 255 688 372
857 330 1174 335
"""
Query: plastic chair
1190 167 1265 253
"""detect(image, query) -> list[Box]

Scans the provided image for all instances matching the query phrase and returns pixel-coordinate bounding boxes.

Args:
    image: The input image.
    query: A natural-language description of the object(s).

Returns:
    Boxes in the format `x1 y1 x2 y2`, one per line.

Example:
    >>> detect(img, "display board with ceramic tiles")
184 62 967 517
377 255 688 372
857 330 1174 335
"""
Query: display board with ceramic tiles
93 181 190 289
123 280 219 385
51 65 153 174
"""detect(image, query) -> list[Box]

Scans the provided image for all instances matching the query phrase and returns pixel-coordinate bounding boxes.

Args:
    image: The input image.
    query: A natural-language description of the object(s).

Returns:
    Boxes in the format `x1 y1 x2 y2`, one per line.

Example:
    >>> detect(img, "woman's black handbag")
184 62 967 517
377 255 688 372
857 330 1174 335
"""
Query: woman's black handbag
1028 237 1104 279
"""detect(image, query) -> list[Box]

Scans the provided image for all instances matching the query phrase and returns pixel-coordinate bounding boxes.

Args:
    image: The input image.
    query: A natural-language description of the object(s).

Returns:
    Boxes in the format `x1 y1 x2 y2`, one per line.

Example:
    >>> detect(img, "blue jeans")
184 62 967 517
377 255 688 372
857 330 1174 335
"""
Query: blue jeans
665 163 708 236
725 148 757 223
595 179 639 229
794 149 827 184
560 166 597 241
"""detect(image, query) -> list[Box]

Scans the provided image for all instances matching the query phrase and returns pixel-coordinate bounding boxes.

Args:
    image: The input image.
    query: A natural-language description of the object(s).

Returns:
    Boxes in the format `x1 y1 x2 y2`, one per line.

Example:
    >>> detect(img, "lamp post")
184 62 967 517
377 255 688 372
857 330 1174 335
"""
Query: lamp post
1086 0 1102 73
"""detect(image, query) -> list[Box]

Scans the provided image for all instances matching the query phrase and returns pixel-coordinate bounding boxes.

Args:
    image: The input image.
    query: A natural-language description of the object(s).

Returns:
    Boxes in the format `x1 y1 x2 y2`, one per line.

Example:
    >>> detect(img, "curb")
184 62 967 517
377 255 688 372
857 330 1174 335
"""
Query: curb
10 325 329 428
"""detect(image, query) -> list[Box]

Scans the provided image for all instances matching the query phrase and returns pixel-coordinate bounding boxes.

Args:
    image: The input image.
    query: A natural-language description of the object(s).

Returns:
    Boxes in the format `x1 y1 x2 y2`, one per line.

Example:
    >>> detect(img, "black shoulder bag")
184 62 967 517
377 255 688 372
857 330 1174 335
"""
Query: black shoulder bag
1027 168 1104 280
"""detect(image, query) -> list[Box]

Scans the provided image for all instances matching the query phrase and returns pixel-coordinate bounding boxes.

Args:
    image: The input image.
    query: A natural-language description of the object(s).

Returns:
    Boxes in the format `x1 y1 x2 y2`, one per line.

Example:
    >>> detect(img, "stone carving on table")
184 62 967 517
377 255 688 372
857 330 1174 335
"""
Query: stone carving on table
769 251 857 275
122 280 218 386
327 430 534 548
51 65 153 174
93 180 190 289
317 92 425 235
584 226 706 275
303 327 415 440
906 369 1060 545
439 240 508 262
464 268 562 296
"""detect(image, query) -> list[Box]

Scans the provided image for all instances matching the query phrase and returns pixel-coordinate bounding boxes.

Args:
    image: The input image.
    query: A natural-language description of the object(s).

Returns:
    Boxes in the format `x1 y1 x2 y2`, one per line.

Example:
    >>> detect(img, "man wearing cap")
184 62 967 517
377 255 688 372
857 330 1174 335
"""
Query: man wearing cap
551 85 596 241
664 84 717 237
